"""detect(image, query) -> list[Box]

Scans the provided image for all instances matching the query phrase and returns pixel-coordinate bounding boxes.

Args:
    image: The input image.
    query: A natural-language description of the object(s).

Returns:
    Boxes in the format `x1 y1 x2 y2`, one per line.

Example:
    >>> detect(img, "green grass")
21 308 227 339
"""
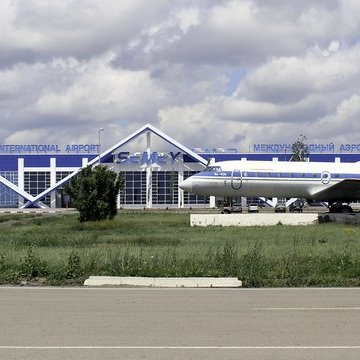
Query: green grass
0 211 360 287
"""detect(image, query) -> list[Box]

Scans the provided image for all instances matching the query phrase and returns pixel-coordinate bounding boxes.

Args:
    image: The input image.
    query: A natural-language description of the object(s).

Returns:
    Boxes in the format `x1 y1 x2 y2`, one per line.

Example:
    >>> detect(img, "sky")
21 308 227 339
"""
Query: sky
1 0 360 152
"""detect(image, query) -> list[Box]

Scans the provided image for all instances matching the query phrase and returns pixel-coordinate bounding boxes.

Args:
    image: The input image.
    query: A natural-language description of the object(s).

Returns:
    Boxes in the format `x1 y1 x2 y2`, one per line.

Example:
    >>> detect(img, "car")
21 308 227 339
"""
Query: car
289 200 304 213
307 201 328 207
248 203 259 213
349 202 360 211
231 203 243 213
221 203 242 214
274 203 286 213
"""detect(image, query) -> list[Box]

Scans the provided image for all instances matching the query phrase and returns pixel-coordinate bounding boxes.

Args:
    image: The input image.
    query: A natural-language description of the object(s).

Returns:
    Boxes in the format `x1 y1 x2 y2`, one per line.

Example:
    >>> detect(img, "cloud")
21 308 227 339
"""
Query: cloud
34 55 167 123
1 0 360 152
157 36 360 148
0 54 168 147
0 0 170 67
315 94 360 142
120 0 360 69
235 45 360 103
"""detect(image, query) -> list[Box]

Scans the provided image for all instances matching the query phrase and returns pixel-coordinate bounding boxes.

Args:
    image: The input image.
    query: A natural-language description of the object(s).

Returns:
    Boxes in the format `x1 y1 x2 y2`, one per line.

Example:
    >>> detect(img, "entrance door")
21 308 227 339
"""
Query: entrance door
231 169 242 190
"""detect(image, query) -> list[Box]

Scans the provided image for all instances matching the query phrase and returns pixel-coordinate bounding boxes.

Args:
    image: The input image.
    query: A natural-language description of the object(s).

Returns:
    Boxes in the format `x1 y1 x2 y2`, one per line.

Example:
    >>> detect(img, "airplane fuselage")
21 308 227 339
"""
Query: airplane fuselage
179 160 360 202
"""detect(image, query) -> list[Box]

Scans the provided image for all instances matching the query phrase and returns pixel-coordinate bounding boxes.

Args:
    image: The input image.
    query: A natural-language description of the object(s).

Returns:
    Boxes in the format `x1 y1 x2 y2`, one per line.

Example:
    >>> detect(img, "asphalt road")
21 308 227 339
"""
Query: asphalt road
1 287 360 360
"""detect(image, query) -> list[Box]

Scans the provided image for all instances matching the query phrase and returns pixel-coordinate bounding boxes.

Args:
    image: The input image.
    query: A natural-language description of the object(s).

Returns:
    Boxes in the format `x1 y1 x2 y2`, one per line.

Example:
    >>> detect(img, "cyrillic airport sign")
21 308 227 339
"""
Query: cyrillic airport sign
253 143 360 153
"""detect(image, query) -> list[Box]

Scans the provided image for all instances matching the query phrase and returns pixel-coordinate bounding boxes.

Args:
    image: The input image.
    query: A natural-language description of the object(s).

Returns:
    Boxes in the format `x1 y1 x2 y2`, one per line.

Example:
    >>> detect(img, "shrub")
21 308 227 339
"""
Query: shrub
65 166 123 222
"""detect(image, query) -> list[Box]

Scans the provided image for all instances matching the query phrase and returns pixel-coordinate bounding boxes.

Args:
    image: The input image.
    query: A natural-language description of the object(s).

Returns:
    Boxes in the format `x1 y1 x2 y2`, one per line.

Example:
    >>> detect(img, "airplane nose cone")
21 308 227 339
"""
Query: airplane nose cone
179 177 193 193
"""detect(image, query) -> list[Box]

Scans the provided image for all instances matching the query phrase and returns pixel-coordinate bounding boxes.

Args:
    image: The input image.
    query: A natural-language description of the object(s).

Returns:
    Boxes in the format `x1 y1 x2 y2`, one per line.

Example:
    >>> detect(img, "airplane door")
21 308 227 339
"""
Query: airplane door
231 169 242 190
321 171 331 184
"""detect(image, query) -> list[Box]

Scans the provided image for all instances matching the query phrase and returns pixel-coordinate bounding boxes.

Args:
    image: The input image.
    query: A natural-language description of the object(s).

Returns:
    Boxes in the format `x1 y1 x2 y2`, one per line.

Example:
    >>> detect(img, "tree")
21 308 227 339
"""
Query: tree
291 134 309 162
65 166 123 222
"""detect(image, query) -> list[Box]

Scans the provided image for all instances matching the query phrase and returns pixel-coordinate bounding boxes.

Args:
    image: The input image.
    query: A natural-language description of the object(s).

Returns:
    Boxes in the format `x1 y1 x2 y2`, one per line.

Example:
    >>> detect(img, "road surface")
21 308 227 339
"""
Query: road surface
1 287 360 359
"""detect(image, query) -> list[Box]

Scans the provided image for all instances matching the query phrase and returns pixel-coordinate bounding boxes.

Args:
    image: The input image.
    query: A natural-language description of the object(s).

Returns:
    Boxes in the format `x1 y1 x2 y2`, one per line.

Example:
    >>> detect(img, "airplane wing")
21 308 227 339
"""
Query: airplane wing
312 179 360 202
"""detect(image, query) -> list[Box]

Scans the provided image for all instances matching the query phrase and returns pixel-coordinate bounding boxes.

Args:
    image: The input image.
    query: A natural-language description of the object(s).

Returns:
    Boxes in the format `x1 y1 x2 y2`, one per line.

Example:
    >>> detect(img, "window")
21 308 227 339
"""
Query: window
24 172 51 206
203 166 222 173
119 171 146 205
0 171 18 207
152 171 178 205
56 171 73 184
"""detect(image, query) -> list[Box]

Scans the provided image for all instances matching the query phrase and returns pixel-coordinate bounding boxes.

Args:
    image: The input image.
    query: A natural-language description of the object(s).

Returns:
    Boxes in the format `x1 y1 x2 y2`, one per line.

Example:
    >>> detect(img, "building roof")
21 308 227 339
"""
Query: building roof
12 123 207 207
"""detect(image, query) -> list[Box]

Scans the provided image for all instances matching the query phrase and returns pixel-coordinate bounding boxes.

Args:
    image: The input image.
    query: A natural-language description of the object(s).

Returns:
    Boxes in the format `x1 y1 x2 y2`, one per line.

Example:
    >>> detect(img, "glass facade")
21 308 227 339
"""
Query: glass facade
1 169 208 208
119 170 206 206
56 171 73 184
56 171 74 207
152 171 178 205
24 172 51 206
0 171 18 207
121 171 147 205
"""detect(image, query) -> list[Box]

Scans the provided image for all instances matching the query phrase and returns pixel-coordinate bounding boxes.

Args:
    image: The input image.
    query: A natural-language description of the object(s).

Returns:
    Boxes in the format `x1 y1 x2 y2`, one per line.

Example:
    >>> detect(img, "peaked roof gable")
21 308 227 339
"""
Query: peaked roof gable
98 123 207 165
21 123 207 208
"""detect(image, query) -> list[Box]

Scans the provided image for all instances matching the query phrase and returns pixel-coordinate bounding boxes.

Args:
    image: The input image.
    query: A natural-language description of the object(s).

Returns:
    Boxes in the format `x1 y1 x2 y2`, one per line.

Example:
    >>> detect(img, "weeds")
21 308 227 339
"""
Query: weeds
20 246 48 279
65 251 81 279
0 212 360 286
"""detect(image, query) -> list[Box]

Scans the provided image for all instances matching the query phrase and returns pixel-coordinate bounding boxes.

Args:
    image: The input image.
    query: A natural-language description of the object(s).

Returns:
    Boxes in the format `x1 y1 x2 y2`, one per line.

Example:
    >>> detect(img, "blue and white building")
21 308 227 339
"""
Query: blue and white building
1 124 360 209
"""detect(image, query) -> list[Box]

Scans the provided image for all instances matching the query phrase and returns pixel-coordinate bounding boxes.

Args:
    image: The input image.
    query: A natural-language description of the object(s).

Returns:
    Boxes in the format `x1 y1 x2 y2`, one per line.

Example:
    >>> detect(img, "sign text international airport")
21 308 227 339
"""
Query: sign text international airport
0 144 100 154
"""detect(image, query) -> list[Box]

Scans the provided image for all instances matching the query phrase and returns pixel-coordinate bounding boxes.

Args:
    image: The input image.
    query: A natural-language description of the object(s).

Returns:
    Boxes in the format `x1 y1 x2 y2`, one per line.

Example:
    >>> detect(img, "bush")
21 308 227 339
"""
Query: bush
65 166 123 222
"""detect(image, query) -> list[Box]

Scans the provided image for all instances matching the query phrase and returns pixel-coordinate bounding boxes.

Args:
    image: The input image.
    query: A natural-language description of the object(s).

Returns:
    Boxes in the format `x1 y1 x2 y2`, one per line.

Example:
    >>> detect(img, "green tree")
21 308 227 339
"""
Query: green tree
65 166 123 222
291 134 309 162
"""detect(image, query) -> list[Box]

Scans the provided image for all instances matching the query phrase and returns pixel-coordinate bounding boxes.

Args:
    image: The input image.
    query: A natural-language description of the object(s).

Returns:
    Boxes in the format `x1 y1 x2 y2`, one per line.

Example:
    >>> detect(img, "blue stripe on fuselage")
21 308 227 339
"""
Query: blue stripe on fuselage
195 171 360 180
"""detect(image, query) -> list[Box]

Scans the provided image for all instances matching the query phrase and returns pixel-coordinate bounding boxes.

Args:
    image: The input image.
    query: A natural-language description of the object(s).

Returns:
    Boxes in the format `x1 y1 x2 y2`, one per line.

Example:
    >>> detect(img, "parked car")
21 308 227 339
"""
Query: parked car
231 203 243 213
307 201 328 207
289 200 305 213
274 203 286 213
221 203 242 214
248 203 259 213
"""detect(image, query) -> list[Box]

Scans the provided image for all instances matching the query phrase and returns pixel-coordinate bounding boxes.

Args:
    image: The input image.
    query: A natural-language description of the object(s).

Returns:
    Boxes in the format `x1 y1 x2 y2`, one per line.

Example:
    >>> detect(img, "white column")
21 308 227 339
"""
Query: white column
18 158 24 207
82 158 88 167
178 159 184 208
241 158 247 206
209 196 216 208
50 158 56 208
241 197 247 209
117 193 121 209
146 131 152 208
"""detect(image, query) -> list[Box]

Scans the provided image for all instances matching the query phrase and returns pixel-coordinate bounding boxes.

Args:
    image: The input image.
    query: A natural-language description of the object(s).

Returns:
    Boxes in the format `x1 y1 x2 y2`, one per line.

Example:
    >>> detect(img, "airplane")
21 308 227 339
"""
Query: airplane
179 160 360 213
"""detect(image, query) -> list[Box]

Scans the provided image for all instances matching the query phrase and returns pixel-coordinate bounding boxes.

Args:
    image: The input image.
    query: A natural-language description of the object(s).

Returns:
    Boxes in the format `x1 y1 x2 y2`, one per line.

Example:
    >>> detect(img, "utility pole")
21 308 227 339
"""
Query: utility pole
98 128 104 164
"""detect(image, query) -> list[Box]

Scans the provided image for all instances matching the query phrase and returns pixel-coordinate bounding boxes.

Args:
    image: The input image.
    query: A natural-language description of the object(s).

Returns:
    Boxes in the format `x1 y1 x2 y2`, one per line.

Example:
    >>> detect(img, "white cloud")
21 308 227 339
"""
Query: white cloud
0 0 170 66
1 0 360 151
35 56 167 123
315 94 360 141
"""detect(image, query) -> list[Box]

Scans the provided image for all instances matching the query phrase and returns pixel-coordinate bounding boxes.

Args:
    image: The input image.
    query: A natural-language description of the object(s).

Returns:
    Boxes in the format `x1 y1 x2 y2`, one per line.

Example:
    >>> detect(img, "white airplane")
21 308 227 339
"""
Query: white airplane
179 160 360 213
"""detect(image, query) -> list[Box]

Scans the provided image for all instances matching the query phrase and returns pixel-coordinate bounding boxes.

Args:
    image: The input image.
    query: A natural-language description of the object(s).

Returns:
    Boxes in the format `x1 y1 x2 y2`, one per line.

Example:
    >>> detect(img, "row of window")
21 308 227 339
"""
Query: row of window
120 171 207 205
0 170 208 207
24 172 51 206
237 172 343 179
0 171 72 207
152 171 178 204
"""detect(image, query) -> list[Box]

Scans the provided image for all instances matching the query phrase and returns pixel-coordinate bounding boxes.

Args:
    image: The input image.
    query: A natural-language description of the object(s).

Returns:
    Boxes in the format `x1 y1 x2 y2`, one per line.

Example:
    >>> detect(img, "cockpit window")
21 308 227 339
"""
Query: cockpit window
203 166 222 172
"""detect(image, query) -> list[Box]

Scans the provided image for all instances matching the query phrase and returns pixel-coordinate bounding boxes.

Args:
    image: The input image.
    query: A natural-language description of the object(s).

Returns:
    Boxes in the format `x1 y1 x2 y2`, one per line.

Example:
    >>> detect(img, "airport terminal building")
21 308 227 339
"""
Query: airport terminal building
1 123 360 209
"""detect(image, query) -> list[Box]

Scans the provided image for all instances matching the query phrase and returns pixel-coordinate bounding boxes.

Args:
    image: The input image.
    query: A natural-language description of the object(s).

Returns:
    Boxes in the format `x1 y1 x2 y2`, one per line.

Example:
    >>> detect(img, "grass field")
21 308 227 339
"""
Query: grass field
0 211 360 287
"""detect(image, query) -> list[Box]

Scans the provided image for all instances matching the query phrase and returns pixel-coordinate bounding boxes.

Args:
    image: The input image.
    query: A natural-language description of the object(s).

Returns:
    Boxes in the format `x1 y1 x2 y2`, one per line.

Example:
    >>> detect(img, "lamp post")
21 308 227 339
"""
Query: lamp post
98 128 104 164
